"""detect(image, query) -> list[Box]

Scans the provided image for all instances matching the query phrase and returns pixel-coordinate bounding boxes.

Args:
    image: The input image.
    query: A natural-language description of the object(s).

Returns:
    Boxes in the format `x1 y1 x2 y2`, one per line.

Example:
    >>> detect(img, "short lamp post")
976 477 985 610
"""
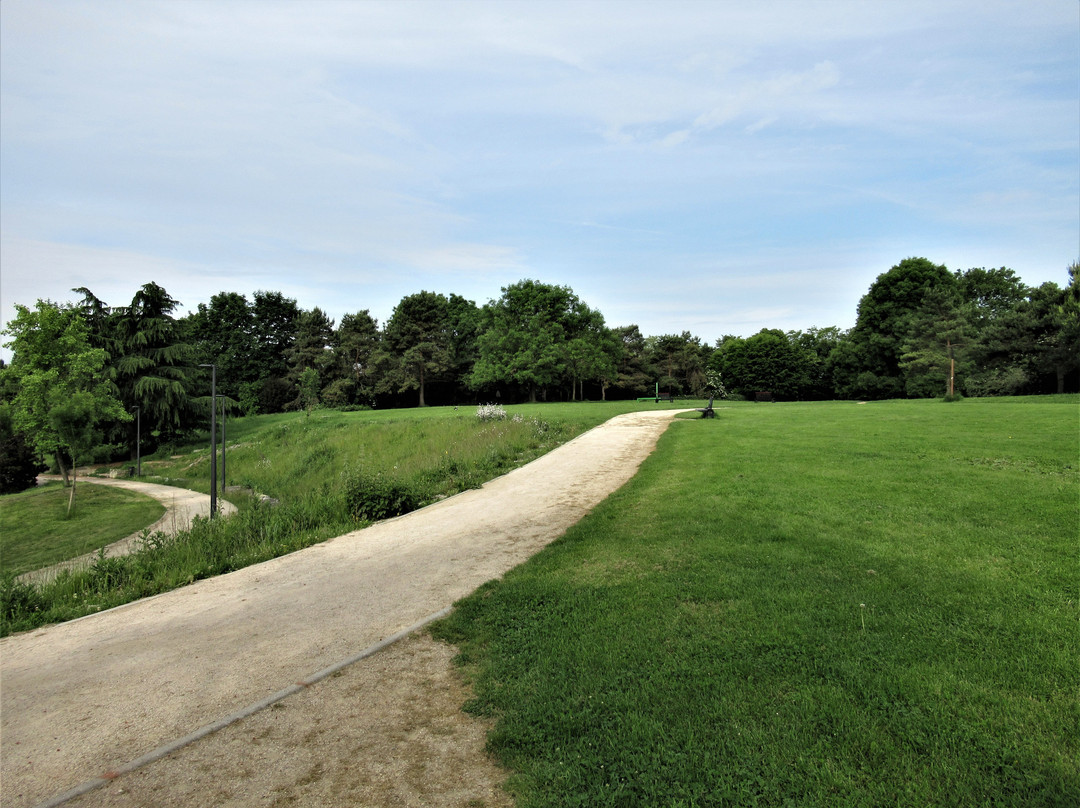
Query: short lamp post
199 363 217 518
131 406 141 477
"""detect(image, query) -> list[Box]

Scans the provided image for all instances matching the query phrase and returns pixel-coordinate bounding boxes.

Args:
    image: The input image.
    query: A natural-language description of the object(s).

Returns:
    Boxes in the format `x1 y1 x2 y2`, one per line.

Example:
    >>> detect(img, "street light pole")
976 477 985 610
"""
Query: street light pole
199 364 217 518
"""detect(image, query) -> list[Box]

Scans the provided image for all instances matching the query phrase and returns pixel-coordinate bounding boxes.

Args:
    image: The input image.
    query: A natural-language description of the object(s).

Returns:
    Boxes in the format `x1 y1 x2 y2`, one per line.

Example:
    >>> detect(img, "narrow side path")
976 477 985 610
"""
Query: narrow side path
0 410 689 808
18 478 238 584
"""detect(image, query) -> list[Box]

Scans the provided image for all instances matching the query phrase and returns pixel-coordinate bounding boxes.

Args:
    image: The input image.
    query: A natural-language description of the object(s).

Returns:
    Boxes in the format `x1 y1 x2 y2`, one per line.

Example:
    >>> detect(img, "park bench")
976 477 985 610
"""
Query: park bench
755 391 774 403
696 396 715 418
636 392 674 402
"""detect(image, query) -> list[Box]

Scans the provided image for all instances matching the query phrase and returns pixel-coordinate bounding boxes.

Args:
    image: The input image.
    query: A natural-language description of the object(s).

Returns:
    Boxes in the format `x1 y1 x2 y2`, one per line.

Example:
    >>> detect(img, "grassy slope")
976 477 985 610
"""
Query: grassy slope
142 401 684 504
0 483 165 577
434 397 1079 807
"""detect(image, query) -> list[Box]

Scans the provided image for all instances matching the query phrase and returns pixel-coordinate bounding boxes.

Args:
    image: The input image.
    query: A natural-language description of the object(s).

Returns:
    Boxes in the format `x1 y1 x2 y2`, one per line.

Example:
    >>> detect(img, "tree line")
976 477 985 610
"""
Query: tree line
2 258 1077 493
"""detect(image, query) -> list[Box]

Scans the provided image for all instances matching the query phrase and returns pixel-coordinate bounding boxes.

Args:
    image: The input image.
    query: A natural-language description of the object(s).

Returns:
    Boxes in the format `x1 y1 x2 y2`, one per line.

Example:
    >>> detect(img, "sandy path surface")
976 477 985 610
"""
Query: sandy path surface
20 478 238 584
1 409 687 808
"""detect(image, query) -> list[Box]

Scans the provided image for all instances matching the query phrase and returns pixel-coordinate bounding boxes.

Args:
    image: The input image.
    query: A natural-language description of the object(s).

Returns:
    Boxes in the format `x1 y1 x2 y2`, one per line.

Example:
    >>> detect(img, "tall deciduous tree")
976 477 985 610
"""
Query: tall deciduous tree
184 291 257 402
834 257 957 399
717 329 813 400
471 280 614 402
2 301 129 509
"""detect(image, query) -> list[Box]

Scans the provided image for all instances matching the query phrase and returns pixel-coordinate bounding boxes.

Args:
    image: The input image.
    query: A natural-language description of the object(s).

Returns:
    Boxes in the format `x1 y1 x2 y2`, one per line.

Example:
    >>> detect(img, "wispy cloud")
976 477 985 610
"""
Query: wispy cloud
1 0 1075 354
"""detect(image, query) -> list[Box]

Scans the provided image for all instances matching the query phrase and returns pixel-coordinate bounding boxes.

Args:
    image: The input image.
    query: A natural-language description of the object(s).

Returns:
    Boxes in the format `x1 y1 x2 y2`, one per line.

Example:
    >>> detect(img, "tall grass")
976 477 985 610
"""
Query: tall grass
1 401 687 635
433 396 1079 807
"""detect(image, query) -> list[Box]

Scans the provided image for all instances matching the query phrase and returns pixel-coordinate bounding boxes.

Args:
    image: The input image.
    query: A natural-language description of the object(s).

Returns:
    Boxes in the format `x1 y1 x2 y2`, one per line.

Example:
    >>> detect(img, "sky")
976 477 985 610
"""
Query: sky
2 0 1077 361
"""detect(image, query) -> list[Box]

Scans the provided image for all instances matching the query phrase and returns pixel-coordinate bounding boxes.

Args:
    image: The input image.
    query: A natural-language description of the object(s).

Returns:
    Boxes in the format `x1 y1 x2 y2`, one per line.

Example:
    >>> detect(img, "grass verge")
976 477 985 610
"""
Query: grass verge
432 396 1079 807
0 483 165 577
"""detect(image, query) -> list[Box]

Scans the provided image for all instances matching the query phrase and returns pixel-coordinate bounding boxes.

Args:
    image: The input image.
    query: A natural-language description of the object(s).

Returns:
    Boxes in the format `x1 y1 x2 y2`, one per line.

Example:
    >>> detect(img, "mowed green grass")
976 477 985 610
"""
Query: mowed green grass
0 483 165 577
433 397 1079 807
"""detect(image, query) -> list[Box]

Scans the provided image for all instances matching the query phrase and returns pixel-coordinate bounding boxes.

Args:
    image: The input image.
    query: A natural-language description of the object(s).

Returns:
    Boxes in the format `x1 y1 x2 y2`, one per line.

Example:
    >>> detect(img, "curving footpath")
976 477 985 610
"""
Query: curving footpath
20 478 238 584
0 410 689 808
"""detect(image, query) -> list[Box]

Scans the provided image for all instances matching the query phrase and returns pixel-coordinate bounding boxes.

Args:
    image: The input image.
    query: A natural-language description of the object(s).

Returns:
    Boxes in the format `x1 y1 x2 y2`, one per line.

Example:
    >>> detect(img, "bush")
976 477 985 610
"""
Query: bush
0 404 44 494
343 466 420 521
0 574 45 622
476 403 507 421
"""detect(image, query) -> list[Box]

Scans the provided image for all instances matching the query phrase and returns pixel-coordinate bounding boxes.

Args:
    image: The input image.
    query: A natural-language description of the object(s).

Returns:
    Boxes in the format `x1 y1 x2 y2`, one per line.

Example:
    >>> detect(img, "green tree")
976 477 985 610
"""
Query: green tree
250 290 300 412
184 291 257 403
297 366 321 415
611 325 654 398
898 287 973 397
1025 280 1079 394
381 291 454 407
835 257 957 399
471 280 612 402
646 332 707 397
285 307 336 410
328 310 381 407
111 283 198 447
446 294 482 403
565 306 619 400
717 329 813 400
2 301 129 507
955 267 1030 334
0 402 44 495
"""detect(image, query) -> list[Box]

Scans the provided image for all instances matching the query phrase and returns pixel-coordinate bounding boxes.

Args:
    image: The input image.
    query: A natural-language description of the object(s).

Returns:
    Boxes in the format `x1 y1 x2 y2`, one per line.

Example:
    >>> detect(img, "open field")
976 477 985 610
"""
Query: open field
0 483 165 577
433 396 1079 807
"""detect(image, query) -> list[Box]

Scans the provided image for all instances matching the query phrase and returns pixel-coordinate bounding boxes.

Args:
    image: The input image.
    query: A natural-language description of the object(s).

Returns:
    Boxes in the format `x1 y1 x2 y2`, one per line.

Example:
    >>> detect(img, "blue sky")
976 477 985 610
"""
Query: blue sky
2 0 1077 359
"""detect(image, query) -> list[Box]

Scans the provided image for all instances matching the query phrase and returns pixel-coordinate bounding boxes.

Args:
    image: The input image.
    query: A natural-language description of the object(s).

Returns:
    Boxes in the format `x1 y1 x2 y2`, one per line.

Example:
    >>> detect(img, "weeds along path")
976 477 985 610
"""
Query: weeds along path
1 409 688 808
19 478 238 585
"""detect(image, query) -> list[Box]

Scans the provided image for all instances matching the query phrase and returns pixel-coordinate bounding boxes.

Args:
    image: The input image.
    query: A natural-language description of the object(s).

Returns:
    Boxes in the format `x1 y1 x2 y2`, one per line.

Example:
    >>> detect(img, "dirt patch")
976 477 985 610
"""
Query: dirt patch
64 633 512 808
1 410 688 807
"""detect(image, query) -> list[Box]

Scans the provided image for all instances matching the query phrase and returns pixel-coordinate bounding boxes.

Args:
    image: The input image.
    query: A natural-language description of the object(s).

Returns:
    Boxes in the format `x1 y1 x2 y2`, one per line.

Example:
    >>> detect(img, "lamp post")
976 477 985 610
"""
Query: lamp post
131 406 141 477
199 363 217 518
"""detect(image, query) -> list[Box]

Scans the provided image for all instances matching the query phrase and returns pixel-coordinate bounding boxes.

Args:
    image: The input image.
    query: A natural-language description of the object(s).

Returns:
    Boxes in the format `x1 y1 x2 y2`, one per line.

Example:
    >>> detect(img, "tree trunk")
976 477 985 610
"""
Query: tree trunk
1057 364 1066 394
67 461 77 516
418 367 426 407
56 450 71 487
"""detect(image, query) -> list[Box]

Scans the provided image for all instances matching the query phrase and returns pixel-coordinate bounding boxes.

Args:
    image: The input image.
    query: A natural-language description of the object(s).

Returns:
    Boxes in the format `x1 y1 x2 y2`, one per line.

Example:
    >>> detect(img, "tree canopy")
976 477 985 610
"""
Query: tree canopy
2 256 1076 471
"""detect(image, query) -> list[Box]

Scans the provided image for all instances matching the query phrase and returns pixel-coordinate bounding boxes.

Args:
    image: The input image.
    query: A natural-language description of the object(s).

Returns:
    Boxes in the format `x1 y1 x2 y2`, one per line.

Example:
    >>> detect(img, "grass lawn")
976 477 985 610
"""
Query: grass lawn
433 396 1079 807
0 482 166 577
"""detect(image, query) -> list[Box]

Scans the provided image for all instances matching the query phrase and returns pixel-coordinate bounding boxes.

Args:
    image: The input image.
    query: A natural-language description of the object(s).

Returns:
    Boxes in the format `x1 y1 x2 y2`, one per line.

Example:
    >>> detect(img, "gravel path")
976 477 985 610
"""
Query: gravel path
1 409 687 808
19 478 238 585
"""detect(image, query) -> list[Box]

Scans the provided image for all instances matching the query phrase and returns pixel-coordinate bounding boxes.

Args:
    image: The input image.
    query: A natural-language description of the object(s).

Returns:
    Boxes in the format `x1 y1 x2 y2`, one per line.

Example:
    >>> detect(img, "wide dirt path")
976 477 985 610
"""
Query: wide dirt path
1 409 687 808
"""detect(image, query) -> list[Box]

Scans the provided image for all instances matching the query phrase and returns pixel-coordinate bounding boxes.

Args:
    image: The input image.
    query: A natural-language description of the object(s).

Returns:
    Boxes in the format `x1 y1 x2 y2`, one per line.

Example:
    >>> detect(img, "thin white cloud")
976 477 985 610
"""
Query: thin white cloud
0 0 1075 355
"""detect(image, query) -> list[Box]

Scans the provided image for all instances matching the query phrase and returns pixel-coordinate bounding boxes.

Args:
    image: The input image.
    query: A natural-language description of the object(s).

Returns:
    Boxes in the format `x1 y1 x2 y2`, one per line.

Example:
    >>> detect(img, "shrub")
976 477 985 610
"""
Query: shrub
476 403 507 421
0 574 45 622
343 466 420 521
